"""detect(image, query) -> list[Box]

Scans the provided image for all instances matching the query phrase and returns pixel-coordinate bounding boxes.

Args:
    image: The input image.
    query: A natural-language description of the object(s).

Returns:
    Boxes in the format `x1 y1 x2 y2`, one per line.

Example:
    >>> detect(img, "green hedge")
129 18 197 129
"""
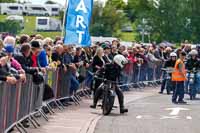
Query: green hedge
0 20 21 35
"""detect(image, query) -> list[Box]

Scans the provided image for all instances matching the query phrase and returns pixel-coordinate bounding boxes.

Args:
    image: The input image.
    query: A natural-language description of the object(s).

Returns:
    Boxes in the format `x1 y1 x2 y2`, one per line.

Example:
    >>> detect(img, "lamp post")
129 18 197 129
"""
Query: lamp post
137 18 152 43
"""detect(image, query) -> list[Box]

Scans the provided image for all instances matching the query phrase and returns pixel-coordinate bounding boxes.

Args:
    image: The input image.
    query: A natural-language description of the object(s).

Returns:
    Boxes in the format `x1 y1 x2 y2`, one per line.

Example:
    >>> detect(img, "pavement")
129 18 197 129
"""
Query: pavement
94 91 200 133
22 87 158 133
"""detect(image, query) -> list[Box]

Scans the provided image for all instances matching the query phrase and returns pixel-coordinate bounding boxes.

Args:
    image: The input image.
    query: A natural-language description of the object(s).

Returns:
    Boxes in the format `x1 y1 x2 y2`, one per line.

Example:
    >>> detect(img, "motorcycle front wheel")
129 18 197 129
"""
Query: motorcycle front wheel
102 89 115 115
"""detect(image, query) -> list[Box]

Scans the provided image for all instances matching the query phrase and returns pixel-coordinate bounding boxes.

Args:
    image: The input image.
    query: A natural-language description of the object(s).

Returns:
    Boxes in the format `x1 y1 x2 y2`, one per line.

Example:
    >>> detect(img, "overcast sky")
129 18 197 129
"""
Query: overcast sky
23 0 105 5
22 0 127 5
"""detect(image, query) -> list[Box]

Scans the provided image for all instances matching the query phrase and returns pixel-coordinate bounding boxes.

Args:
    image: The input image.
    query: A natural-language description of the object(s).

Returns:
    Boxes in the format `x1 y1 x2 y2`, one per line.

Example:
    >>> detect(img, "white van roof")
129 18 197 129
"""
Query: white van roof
6 15 24 20
36 17 49 19
24 4 46 7
0 3 22 5
45 4 61 7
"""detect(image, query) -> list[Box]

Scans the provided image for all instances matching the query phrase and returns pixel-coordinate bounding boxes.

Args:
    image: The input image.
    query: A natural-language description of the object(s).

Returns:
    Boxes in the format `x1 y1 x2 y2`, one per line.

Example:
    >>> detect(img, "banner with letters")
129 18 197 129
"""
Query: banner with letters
64 0 93 47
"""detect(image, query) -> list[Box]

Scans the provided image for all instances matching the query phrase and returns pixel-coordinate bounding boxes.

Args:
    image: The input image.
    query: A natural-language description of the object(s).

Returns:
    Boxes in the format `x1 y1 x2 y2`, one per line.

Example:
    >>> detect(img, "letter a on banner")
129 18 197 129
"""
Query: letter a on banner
64 0 93 47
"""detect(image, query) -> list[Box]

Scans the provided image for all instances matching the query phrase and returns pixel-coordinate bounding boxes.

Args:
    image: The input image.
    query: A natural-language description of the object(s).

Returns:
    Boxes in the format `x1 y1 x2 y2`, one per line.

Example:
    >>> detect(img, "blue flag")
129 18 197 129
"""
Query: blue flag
64 0 93 47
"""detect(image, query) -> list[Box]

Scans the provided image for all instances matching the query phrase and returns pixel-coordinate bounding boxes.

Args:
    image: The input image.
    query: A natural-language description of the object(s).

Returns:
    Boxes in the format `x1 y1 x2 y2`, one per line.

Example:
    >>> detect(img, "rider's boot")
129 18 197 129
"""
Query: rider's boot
120 106 128 114
116 88 128 114
90 104 96 109
90 98 97 108
90 94 98 109
90 88 102 109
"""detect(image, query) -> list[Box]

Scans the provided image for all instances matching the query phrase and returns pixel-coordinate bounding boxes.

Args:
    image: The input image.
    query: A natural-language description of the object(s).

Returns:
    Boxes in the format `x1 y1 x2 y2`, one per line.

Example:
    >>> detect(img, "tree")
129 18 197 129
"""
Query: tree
0 0 16 3
125 0 153 22
90 1 129 37
188 0 200 42
106 0 126 10
45 1 56 4
149 0 195 42
0 20 21 35
125 0 200 43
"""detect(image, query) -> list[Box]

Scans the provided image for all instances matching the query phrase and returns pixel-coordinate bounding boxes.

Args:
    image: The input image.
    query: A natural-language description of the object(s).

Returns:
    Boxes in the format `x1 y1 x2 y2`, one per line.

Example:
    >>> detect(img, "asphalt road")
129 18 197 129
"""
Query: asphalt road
94 93 200 133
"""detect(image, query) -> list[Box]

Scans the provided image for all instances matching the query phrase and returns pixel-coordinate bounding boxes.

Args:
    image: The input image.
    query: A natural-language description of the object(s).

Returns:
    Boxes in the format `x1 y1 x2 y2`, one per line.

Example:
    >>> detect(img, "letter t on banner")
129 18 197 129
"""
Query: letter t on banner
64 0 93 47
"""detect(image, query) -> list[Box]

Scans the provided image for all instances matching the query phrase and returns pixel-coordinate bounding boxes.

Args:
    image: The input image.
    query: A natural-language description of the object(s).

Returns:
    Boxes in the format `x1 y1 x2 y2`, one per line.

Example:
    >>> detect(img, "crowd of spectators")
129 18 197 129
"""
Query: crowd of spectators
0 34 200 93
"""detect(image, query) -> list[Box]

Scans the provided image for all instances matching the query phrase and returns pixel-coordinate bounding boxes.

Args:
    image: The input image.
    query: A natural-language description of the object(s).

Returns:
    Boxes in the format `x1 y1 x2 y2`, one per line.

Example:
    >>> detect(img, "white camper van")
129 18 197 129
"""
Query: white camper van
23 4 51 16
45 4 61 16
0 3 23 15
6 15 24 29
36 17 61 31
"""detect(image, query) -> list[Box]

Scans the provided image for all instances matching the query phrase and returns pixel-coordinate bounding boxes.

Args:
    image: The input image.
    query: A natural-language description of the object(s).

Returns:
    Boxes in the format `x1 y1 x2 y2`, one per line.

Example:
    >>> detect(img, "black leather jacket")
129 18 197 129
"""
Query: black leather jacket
14 53 38 75
186 58 200 71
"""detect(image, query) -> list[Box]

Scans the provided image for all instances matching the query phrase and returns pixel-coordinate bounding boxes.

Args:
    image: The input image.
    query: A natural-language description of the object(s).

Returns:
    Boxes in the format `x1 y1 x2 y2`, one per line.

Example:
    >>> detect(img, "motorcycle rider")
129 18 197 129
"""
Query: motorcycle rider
159 52 177 94
90 54 129 114
185 49 200 99
186 50 200 71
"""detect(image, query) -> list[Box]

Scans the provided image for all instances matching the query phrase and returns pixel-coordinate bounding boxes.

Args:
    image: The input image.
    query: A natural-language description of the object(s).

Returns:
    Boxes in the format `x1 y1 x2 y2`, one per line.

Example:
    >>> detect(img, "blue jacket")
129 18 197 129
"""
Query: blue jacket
38 50 48 67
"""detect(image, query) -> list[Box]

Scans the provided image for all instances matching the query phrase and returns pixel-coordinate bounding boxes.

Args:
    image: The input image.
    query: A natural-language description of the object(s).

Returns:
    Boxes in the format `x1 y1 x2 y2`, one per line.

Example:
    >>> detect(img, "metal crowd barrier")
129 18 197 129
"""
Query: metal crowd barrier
119 61 164 90
0 74 46 133
0 62 163 133
0 82 7 133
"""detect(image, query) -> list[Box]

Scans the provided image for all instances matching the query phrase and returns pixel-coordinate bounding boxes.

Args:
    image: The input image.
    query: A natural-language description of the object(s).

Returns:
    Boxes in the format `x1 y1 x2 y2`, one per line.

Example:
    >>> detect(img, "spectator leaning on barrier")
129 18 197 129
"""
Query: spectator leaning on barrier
54 36 62 45
0 57 17 84
70 47 85 93
109 45 118 60
84 47 93 63
62 45 78 95
38 47 48 68
136 47 148 81
92 47 105 93
120 50 130 91
0 36 26 83
132 47 140 82
14 43 38 75
43 44 53 67
4 36 26 74
92 47 105 73
91 44 98 56
126 47 137 83
154 44 165 79
14 34 30 54
147 46 161 81
118 45 126 55
43 37 53 47
52 44 64 68
19 34 30 45
163 47 173 60
30 41 41 67
30 40 46 74
183 43 191 54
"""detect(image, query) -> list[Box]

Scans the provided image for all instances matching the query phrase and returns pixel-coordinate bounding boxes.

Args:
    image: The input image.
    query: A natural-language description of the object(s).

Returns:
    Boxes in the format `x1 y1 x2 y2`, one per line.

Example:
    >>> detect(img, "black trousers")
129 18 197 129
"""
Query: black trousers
93 83 125 108
172 81 185 102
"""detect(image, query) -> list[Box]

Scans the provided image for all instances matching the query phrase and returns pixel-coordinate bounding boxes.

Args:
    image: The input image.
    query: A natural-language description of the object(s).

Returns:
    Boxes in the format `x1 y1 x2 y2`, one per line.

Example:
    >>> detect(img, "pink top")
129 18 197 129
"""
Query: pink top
11 58 22 70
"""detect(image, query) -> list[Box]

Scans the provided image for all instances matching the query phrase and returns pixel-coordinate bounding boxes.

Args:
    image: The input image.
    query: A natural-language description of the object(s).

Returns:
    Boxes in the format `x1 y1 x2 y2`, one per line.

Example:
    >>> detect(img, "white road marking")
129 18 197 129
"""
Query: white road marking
160 116 179 120
186 116 192 120
165 107 190 116
136 115 142 119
